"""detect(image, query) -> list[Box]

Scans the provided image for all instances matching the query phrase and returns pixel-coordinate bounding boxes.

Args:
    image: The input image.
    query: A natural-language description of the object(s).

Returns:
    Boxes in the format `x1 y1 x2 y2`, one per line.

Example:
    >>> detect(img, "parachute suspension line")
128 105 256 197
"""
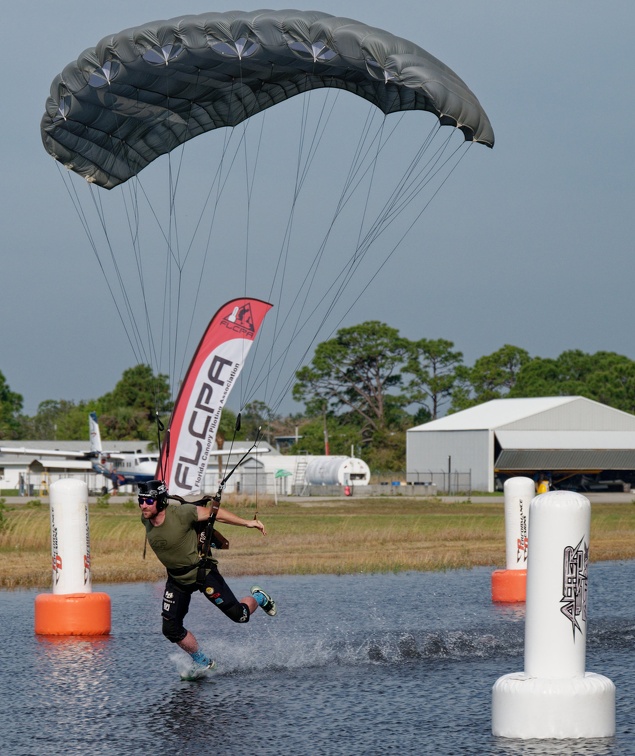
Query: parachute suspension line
297 126 461 340
332 139 474 330
162 67 188 402
117 70 204 409
228 97 378 413
88 184 154 366
232 64 269 412
173 127 241 381
55 164 146 364
162 70 209 397
299 119 448 308
351 128 463 270
119 178 162 380
248 86 343 408
302 118 402 342
155 411 167 481
100 89 175 393
239 100 394 413
166 151 183 401
242 121 470 417
234 113 268 411
96 172 172 440
354 116 388 254
115 172 171 406
109 91 176 384
324 120 440 293
281 103 385 347
106 78 212 405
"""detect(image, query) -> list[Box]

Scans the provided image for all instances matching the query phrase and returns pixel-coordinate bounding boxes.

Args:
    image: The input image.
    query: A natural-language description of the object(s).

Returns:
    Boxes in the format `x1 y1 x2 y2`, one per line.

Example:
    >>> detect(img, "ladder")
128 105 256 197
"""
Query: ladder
294 453 309 496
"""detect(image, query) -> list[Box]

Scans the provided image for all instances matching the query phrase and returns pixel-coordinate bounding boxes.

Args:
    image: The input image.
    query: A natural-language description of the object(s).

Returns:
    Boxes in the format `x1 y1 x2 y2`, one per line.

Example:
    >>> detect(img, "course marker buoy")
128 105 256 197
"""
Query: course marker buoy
491 477 533 603
34 478 111 636
492 490 615 739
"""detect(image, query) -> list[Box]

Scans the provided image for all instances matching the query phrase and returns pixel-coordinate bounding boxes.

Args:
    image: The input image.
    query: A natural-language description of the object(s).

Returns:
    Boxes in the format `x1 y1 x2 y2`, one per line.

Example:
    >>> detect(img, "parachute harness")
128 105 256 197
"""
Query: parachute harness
163 414 262 583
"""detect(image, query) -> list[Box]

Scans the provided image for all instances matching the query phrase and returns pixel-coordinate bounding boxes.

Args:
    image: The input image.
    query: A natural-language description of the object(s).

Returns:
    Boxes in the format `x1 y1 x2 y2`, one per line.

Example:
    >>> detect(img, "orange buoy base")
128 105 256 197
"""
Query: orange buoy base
492 569 527 603
35 592 111 636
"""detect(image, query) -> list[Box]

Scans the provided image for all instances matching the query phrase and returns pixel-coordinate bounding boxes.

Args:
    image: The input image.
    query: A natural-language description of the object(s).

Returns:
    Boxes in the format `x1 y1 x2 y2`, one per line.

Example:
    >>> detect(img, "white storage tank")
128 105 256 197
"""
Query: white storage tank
304 456 370 486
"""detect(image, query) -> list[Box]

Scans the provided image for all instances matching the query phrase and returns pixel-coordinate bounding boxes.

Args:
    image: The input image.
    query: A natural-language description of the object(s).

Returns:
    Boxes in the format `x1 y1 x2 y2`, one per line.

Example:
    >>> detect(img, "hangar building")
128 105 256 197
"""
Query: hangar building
406 396 635 493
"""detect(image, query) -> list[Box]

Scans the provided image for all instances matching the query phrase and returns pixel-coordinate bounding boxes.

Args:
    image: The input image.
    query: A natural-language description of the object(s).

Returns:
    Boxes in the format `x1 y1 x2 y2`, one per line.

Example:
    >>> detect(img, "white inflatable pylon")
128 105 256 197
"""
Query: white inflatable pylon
491 476 532 602
492 490 615 739
34 479 111 636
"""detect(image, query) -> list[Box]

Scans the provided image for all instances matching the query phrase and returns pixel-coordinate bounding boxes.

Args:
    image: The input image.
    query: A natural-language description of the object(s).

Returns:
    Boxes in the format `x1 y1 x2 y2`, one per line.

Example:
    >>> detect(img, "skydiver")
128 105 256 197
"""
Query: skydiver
138 480 276 672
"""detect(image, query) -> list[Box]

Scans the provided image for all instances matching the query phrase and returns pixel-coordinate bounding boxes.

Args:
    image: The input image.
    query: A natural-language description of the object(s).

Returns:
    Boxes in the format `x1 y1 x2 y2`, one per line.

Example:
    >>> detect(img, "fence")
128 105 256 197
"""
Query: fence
404 470 472 495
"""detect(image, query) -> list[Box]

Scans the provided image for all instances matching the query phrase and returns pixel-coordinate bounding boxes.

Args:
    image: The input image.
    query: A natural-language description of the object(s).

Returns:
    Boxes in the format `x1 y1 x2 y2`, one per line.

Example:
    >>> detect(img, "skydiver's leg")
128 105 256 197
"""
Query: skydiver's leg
161 577 211 665
201 564 255 622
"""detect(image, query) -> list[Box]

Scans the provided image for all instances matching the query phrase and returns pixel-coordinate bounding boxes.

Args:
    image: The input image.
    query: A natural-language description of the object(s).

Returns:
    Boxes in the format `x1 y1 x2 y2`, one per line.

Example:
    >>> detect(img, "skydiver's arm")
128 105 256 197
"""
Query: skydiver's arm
216 506 267 536
195 502 266 534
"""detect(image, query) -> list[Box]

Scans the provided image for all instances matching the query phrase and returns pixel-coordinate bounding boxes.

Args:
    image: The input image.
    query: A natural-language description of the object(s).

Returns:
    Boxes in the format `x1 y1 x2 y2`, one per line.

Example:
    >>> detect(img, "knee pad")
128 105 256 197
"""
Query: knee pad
223 601 250 624
162 616 188 643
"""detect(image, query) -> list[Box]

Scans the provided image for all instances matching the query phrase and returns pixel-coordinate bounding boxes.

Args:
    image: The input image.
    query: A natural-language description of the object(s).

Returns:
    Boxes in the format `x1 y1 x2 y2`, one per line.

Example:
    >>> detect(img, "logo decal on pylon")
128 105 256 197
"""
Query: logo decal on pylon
560 537 588 639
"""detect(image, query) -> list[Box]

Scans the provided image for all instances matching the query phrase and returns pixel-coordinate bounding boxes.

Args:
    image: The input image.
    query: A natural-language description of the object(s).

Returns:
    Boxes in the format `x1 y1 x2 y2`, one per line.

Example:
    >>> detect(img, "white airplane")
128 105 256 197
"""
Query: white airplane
0 413 158 491
87 413 159 489
1 412 269 493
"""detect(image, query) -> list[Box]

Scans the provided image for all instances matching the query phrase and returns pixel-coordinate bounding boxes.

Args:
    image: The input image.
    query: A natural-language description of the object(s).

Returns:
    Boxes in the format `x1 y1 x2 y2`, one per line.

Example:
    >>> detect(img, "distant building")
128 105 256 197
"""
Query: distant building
407 396 635 493
0 439 274 496
0 439 153 495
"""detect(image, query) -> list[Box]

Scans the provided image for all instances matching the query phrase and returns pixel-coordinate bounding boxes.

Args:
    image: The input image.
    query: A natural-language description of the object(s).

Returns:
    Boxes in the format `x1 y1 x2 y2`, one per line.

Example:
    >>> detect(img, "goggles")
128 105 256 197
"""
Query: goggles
138 496 156 507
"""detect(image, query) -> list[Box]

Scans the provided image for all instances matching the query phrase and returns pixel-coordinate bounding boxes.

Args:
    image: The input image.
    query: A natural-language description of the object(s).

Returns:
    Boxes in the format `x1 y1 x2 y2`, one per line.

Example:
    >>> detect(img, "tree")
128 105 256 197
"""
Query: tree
96 365 172 440
585 353 635 414
404 338 464 420
100 365 171 419
238 400 279 443
451 344 531 411
0 370 24 439
292 321 411 445
510 350 635 414
29 399 96 440
288 414 360 456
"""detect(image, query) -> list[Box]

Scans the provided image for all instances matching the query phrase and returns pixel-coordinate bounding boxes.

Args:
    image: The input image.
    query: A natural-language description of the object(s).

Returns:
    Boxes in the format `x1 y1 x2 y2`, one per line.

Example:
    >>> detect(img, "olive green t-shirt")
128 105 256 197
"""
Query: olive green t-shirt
143 503 215 584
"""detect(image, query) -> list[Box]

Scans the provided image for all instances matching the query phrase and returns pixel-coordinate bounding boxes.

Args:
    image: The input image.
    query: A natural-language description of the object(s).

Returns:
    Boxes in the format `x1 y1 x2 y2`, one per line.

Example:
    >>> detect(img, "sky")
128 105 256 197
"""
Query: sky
2 1 634 418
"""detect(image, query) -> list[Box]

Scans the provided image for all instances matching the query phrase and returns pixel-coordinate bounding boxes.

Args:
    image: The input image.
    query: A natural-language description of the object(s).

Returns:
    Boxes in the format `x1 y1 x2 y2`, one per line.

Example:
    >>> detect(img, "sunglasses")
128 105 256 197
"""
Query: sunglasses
138 497 156 507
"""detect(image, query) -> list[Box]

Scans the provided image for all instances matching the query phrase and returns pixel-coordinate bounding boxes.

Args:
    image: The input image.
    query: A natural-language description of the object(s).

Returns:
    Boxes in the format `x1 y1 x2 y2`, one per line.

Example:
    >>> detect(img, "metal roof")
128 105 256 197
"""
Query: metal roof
409 396 635 432
0 439 150 458
409 397 575 431
28 459 94 472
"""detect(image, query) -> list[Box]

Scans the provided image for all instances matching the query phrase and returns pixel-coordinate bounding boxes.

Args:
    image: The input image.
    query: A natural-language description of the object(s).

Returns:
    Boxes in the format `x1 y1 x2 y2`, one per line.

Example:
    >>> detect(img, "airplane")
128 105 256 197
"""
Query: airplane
87 412 158 490
0 412 269 494
0 413 157 492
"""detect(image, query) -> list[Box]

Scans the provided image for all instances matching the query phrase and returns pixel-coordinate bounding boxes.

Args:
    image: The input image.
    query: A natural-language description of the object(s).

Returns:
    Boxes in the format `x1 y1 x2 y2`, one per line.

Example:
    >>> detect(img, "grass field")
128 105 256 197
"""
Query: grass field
1 496 634 589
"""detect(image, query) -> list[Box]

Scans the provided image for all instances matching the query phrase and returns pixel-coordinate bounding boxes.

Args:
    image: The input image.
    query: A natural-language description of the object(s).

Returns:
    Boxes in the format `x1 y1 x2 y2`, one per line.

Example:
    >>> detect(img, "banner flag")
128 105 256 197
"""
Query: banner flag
158 297 272 496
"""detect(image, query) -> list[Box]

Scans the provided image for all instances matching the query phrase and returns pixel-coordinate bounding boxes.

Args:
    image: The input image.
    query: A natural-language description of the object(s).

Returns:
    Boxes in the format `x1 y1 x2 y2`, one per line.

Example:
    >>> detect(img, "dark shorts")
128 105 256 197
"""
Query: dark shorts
161 564 249 642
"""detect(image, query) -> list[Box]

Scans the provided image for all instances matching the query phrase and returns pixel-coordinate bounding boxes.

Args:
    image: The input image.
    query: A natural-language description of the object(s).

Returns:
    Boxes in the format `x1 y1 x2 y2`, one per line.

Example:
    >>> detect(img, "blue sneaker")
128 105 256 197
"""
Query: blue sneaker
181 659 217 681
251 585 277 616
190 650 216 671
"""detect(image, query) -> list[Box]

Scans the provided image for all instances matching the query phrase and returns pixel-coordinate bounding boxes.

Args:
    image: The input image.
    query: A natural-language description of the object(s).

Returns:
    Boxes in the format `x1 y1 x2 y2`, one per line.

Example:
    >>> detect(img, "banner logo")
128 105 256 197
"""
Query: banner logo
222 302 255 337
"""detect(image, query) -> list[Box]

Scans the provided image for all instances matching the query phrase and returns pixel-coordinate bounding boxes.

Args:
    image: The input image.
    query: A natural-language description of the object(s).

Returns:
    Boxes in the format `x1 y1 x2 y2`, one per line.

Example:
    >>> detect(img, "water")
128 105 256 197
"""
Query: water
3 563 635 755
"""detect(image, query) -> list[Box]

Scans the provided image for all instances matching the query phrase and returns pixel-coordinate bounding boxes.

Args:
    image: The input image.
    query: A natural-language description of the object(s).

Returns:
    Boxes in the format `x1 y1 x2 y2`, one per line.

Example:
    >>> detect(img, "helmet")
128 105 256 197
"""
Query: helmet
138 480 168 512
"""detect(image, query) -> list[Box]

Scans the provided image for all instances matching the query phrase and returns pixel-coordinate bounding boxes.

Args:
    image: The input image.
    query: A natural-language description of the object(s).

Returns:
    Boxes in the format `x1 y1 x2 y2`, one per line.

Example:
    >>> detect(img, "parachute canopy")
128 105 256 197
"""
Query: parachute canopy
41 9 494 189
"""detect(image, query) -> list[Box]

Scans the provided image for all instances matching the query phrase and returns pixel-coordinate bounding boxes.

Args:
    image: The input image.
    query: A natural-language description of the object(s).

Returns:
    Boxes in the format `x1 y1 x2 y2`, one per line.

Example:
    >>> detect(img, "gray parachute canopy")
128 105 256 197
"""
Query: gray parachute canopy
41 9 494 189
